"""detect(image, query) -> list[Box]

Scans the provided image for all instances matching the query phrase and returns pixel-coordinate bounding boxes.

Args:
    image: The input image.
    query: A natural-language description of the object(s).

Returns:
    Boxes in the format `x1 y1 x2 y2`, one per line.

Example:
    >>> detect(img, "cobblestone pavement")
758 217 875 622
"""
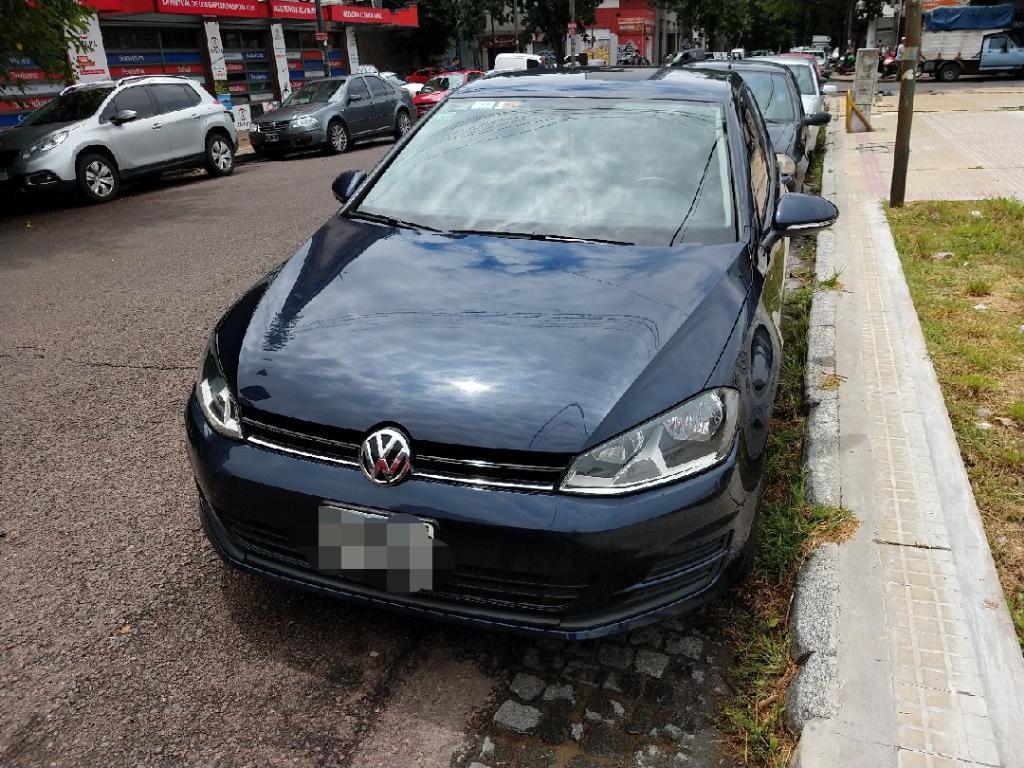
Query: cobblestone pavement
0 148 740 768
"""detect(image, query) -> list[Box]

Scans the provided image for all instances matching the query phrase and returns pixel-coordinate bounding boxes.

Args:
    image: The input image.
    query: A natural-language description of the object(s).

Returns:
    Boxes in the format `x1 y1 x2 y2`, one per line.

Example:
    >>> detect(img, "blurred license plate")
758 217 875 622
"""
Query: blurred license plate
0 170 9 181
264 133 279 142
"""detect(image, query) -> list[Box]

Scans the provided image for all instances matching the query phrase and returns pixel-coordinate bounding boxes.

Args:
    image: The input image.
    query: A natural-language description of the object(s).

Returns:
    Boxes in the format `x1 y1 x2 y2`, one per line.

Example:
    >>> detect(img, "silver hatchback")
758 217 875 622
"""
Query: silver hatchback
0 76 237 203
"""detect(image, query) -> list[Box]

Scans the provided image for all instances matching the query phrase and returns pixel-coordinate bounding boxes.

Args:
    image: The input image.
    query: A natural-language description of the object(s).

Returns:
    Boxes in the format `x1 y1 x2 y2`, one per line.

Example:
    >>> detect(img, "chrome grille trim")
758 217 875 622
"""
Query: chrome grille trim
248 436 358 467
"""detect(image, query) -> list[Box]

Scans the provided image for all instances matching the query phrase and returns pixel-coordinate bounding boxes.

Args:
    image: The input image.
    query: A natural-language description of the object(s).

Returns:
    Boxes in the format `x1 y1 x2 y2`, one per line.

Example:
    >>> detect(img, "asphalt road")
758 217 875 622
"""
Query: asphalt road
0 144 738 768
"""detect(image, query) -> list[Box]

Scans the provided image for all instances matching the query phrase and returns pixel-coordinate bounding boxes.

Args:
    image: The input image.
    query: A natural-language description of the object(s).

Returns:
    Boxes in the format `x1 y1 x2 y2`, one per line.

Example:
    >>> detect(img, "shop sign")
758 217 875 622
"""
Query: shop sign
270 0 318 20
287 60 304 70
227 62 246 73
205 20 228 80
248 71 269 81
228 83 249 93
243 50 267 61
249 91 274 100
231 104 252 129
223 51 244 61
617 16 653 33
345 27 359 70
68 14 111 82
270 23 292 101
484 35 518 48
156 0 261 17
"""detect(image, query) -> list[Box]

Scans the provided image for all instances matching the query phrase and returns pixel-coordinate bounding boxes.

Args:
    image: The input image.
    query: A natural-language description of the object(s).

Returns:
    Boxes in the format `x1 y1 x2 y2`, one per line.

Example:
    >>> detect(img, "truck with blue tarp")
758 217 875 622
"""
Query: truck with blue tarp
920 3 1023 81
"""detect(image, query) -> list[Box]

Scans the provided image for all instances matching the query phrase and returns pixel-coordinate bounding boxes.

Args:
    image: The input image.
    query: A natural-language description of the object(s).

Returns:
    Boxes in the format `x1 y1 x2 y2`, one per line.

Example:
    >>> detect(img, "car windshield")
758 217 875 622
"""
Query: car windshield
421 74 465 93
353 97 735 246
282 80 343 106
20 87 114 126
741 72 797 122
769 61 815 95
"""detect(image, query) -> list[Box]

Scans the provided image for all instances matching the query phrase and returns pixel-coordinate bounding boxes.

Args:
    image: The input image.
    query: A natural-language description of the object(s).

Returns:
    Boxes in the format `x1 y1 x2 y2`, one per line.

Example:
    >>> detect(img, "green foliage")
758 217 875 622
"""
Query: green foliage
0 0 94 86
520 0 602 62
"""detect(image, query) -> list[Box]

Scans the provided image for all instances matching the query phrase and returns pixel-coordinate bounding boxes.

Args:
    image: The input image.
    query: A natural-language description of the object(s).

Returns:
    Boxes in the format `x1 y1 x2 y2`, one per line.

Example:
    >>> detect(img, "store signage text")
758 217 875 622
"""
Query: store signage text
270 0 318 19
156 0 262 17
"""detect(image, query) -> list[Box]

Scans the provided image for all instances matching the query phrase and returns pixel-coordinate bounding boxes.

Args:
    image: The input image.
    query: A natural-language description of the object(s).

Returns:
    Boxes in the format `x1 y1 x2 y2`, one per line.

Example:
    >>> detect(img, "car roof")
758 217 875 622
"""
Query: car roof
456 66 742 102
686 60 793 75
752 55 814 68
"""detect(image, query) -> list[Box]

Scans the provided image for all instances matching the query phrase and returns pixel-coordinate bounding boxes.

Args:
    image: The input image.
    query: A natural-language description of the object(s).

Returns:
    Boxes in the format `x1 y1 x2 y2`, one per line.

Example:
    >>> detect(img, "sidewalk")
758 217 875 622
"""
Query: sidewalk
792 90 1024 766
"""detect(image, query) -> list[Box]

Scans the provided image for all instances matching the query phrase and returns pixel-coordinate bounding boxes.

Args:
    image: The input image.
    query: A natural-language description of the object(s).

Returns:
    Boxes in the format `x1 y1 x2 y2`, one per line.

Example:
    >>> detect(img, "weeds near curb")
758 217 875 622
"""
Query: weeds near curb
817 270 844 291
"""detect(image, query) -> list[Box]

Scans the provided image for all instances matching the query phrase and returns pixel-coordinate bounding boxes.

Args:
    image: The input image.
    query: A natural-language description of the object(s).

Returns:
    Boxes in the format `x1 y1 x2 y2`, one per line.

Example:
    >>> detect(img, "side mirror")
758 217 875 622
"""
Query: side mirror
332 169 367 203
804 111 831 127
822 84 838 96
348 92 365 104
111 109 138 126
765 192 838 249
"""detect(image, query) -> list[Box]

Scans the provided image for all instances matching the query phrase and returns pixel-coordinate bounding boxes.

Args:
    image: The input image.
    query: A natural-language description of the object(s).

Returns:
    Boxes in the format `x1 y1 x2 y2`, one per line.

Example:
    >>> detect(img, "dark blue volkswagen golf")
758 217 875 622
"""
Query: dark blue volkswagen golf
186 67 837 639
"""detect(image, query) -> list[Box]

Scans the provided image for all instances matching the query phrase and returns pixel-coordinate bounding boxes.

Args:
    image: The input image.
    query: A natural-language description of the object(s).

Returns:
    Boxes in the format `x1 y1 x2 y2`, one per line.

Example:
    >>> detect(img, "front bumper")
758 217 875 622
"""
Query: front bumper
185 395 760 639
1 150 76 192
250 126 324 152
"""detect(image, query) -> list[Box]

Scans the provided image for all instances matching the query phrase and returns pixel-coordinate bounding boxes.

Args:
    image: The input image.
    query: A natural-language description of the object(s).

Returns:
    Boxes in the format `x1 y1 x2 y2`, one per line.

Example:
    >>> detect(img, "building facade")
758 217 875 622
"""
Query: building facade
1 0 420 129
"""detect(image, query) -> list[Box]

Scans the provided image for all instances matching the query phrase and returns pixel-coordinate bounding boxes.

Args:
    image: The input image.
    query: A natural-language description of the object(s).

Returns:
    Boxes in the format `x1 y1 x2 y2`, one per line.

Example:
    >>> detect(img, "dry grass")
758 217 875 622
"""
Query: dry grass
887 198 1024 648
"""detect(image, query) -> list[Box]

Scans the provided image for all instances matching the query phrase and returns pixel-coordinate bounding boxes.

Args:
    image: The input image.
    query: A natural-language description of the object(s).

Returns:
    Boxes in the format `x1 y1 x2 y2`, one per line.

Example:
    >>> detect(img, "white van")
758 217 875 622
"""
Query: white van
494 53 543 71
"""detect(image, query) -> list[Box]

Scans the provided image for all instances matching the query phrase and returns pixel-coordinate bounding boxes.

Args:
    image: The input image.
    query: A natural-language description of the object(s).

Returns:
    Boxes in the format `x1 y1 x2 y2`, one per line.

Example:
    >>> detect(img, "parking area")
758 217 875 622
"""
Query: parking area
0 146 740 768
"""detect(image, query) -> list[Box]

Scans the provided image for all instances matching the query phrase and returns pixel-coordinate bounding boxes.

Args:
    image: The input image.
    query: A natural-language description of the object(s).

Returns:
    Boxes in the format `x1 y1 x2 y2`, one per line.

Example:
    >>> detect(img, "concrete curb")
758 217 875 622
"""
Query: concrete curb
786 122 843 747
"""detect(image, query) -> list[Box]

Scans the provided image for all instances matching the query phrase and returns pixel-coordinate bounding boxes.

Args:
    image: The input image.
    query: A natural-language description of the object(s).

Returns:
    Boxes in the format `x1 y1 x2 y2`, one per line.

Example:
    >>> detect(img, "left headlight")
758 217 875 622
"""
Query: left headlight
195 342 243 440
561 388 740 495
24 130 69 157
290 114 319 129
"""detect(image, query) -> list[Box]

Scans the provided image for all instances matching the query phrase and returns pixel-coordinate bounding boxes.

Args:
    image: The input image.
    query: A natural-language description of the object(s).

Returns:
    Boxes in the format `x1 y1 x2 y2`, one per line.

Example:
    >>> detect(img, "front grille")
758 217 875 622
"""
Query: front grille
241 407 570 492
429 566 588 613
613 533 731 610
261 120 291 132
219 509 309 567
0 149 19 168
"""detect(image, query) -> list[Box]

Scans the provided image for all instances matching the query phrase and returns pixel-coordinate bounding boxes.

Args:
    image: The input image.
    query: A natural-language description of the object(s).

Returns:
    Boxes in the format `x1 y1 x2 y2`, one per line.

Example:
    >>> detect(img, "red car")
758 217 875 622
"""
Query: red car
780 52 826 83
412 70 484 119
406 67 441 84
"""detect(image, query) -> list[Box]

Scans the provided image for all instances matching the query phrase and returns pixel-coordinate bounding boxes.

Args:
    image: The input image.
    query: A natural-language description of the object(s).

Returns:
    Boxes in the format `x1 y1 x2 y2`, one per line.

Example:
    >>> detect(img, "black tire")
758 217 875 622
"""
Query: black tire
326 120 350 154
393 109 412 141
937 62 961 82
205 133 235 176
75 152 119 204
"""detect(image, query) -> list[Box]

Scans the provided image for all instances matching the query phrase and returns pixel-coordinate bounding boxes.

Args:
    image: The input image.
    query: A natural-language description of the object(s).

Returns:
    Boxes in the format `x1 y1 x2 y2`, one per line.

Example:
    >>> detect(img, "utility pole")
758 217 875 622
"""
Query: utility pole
513 0 521 52
569 0 576 65
890 0 921 207
315 0 330 74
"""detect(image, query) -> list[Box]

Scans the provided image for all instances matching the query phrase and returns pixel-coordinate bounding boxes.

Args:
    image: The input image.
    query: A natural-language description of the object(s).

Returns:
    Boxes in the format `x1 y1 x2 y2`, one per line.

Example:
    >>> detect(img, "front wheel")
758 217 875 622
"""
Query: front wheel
205 134 235 176
327 120 350 154
937 61 961 82
76 153 119 204
394 110 412 141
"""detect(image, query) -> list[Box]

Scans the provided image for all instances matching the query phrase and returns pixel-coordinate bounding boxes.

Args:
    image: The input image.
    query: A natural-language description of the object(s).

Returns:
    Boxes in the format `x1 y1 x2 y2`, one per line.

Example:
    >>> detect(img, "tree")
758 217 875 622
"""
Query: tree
521 0 602 63
1 0 95 87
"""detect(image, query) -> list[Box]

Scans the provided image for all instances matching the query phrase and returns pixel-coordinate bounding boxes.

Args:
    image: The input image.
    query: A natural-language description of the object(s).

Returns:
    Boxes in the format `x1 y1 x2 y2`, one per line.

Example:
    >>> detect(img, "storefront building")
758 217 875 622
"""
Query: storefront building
0 0 419 129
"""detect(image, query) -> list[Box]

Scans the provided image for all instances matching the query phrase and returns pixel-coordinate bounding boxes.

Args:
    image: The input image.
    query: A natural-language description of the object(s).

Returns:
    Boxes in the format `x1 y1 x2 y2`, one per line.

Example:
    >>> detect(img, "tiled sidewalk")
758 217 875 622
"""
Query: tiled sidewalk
794 93 1024 767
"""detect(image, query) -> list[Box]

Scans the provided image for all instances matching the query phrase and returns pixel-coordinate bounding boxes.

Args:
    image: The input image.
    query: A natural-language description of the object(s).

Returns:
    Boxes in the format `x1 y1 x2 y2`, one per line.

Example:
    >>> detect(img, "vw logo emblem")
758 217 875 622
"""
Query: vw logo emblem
359 427 412 486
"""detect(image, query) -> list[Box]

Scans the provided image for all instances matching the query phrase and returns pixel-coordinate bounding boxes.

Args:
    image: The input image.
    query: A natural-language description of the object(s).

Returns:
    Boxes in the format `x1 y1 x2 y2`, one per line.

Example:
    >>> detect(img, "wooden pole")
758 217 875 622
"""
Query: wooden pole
890 0 921 207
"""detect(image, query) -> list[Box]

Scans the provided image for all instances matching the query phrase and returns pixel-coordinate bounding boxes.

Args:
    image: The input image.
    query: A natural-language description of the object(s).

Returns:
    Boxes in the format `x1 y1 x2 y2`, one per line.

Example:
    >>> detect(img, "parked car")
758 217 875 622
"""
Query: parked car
782 50 827 82
411 70 484 119
381 71 423 96
250 75 413 156
750 55 836 151
0 76 236 203
686 60 830 190
493 52 544 71
406 66 441 84
186 66 838 639
664 48 707 66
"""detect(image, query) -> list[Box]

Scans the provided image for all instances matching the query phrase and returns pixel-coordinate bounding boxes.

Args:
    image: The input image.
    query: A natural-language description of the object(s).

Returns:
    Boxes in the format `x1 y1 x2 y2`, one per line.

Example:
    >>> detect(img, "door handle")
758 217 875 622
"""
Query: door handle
152 122 163 129
190 113 201 120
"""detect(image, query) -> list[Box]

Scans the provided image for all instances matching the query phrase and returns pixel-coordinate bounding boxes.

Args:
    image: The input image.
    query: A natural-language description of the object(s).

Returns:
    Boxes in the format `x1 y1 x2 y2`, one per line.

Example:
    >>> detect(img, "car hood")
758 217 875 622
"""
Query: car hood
0 120 81 150
253 103 323 124
414 90 447 103
234 218 750 454
766 121 799 157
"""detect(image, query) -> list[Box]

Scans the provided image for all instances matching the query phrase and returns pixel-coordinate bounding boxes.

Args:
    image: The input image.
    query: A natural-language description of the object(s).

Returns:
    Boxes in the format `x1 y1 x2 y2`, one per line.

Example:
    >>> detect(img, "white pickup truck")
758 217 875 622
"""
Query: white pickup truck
920 3 1024 82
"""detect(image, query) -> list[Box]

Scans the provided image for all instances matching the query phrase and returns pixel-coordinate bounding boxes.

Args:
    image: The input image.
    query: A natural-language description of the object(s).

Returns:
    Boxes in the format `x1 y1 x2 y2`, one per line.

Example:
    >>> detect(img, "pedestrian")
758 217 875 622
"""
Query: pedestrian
895 37 905 62
449 55 462 71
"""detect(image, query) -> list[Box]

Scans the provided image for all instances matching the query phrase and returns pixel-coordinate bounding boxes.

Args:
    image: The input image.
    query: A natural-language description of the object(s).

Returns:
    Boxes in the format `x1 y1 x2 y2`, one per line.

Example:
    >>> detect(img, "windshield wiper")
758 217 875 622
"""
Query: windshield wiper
449 229 634 246
346 211 446 233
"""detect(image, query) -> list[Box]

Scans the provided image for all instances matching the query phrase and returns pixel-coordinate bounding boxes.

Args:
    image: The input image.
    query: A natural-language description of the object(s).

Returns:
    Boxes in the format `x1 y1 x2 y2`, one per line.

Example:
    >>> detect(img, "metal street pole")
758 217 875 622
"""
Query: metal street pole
890 0 921 208
315 0 330 74
569 0 576 65
513 0 521 52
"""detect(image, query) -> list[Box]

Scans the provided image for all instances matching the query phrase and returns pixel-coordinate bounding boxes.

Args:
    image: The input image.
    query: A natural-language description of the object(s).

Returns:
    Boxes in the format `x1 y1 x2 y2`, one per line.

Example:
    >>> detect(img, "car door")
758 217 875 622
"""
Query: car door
148 83 205 160
363 75 392 133
980 34 1016 70
344 77 373 136
99 85 171 170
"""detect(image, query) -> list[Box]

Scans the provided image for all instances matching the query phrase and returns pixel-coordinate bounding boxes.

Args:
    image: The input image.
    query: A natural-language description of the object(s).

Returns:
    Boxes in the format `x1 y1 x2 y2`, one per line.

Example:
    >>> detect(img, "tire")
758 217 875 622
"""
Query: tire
75 152 119 204
326 120 350 154
393 109 412 141
205 133 235 176
937 62 961 82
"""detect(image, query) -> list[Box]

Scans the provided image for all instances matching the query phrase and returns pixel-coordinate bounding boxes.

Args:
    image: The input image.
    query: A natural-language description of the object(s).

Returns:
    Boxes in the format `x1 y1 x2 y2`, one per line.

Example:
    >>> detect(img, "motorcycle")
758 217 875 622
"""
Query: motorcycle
878 51 897 79
838 51 856 75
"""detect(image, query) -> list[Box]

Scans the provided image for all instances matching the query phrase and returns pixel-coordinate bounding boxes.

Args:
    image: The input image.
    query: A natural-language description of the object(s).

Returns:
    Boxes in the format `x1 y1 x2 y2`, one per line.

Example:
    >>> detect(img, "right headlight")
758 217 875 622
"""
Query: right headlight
561 388 739 495
195 341 243 440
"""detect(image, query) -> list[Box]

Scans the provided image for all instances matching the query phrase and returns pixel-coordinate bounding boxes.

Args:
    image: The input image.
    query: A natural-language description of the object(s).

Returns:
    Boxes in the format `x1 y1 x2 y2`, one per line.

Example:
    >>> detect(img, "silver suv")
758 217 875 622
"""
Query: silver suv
249 74 413 156
0 76 237 203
